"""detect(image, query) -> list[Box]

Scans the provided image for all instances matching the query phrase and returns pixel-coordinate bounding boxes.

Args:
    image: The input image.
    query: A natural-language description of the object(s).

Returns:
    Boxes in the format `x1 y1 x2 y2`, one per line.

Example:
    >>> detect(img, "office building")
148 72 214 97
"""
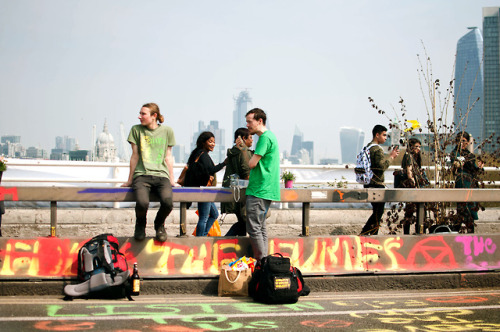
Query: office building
233 90 252 134
454 27 484 144
1 135 24 158
483 7 500 153
191 120 226 164
289 126 314 164
26 146 48 159
173 144 186 164
339 127 365 164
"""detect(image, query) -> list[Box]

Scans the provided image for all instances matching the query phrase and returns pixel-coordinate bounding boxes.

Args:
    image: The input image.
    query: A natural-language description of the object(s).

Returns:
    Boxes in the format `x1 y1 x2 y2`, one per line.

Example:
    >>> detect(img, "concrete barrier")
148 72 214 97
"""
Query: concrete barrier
1 234 499 280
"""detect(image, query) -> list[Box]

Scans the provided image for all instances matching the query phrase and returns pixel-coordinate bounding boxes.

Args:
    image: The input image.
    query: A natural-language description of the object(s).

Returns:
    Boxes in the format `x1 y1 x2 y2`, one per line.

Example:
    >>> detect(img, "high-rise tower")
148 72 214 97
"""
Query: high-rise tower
340 127 365 164
483 7 500 152
233 90 252 134
454 27 484 144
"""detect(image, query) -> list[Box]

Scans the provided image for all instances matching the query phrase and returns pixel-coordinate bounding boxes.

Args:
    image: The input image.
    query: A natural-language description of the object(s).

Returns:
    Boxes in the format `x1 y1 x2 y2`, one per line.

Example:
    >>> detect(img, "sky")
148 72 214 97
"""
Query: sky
0 0 498 163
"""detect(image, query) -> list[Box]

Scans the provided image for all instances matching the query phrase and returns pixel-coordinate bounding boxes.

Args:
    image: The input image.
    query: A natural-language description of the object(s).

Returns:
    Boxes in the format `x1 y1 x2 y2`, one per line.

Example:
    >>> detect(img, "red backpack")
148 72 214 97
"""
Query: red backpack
64 234 131 299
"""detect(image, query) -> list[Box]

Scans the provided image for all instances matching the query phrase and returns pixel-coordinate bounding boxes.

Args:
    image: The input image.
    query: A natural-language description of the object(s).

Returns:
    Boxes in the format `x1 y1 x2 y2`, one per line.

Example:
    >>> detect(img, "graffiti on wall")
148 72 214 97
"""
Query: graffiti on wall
0 235 499 278
0 186 18 201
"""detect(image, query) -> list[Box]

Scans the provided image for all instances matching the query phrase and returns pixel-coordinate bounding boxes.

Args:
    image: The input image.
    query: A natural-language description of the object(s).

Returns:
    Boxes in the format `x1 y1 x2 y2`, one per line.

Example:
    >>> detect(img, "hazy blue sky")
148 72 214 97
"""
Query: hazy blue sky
0 0 498 162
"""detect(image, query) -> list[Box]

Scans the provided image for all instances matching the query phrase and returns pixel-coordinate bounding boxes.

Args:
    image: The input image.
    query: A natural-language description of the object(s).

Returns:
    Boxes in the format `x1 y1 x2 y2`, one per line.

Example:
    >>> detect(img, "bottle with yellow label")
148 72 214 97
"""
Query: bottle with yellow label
131 262 140 296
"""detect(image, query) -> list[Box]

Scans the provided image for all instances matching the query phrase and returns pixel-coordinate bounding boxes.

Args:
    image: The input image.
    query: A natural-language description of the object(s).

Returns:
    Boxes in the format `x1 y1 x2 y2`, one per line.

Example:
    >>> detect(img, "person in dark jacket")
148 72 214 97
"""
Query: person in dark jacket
221 128 254 236
360 125 399 236
450 131 484 233
399 138 429 234
186 131 226 236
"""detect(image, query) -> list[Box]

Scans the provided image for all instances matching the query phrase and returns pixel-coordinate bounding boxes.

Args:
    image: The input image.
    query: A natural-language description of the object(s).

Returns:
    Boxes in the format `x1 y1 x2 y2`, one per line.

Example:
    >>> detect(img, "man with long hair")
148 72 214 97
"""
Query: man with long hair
122 103 177 242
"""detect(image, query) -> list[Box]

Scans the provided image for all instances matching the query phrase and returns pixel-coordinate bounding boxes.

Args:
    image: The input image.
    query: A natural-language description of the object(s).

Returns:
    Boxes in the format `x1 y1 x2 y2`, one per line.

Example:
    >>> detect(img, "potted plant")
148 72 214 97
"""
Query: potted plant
0 156 6 183
281 171 296 188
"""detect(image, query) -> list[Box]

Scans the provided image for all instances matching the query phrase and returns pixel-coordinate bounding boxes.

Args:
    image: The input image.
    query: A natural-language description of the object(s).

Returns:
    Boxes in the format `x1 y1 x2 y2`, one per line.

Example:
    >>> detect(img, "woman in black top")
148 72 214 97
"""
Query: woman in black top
186 131 226 236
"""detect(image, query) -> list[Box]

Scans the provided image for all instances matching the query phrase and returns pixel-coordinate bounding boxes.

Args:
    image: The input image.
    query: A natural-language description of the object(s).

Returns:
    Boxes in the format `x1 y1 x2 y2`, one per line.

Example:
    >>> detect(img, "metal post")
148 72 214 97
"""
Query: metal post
301 202 310 236
416 202 425 234
50 201 57 237
179 202 187 237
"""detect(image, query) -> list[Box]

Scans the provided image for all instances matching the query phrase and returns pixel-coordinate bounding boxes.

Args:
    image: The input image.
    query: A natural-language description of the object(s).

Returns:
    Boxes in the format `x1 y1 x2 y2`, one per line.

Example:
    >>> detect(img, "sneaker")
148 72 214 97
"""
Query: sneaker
134 224 146 241
155 225 167 242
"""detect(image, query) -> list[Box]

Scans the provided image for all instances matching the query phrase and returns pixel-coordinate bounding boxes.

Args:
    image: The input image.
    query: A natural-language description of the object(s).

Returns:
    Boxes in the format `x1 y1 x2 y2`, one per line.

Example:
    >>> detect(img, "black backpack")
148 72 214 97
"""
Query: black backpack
64 234 132 300
249 253 310 304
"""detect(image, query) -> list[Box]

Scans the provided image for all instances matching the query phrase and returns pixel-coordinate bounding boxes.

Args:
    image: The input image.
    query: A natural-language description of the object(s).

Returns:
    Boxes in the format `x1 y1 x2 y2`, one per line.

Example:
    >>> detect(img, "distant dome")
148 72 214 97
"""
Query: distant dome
95 119 117 162
97 120 114 144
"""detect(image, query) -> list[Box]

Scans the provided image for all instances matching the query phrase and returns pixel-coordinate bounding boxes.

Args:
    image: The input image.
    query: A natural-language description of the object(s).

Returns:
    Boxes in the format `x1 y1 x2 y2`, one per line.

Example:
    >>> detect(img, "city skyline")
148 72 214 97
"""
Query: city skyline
1 1 499 161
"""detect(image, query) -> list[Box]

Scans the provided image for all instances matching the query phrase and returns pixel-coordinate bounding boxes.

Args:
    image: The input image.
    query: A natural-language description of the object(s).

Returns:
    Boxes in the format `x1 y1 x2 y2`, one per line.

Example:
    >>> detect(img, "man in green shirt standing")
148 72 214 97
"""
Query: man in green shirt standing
122 103 177 242
241 108 280 260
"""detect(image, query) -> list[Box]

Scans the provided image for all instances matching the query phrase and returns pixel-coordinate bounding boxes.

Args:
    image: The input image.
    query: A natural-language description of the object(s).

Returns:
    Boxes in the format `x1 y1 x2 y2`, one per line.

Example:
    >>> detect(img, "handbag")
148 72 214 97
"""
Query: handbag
176 166 188 186
218 264 252 297
192 214 222 237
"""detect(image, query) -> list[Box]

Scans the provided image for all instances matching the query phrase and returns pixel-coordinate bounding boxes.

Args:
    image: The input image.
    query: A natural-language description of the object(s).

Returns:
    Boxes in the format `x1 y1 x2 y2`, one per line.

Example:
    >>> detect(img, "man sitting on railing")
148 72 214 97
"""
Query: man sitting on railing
122 103 177 242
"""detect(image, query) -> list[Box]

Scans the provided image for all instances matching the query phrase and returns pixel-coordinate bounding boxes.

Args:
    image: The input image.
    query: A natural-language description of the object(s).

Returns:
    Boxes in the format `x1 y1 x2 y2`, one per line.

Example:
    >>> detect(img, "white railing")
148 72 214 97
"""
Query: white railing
0 158 497 187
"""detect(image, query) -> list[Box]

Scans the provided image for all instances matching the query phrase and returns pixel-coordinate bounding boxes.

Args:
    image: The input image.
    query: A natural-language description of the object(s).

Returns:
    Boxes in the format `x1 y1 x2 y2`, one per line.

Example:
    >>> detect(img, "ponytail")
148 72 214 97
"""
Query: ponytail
142 103 164 123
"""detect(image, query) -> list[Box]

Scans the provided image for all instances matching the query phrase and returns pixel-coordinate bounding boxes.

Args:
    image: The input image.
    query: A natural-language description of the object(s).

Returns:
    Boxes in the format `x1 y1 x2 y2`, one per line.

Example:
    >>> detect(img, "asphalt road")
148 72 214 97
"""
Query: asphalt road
0 288 499 331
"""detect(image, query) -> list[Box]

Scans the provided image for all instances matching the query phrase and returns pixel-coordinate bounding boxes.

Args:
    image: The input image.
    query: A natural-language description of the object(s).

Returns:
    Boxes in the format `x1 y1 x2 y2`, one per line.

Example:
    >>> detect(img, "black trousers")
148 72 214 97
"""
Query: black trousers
360 184 385 235
132 175 173 229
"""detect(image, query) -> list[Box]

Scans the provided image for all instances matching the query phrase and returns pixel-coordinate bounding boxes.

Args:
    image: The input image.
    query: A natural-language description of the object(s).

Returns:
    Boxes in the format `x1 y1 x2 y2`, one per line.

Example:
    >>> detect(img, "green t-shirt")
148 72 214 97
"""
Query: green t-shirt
127 124 176 179
246 130 281 201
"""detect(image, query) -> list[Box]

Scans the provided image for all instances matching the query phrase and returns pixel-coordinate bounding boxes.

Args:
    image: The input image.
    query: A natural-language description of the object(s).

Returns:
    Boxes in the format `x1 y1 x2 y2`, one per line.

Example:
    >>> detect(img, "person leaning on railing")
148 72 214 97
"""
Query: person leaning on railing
450 131 484 233
397 138 429 234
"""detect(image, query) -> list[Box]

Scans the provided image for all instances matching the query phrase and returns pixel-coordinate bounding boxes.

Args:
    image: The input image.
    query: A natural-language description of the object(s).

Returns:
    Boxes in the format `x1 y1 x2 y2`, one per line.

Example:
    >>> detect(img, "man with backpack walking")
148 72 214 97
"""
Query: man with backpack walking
359 124 399 235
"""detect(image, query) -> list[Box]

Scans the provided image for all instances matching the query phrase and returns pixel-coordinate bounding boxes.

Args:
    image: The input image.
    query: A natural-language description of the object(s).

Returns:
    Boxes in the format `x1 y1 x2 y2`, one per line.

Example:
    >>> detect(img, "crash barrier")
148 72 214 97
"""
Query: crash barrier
1 186 500 236
2 159 498 187
1 234 499 279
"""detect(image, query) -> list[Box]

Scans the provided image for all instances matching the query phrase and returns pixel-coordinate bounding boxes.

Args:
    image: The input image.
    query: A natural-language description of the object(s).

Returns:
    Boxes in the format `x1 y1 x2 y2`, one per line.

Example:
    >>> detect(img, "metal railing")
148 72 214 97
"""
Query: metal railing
1 186 499 237
1 159 498 186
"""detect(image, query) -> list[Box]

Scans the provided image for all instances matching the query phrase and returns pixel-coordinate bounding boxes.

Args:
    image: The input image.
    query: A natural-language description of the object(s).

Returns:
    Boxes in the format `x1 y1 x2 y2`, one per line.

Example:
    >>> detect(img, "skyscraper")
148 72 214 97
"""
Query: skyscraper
191 120 226 164
483 7 500 152
290 126 303 157
289 126 314 164
340 127 365 164
233 90 252 134
454 27 484 144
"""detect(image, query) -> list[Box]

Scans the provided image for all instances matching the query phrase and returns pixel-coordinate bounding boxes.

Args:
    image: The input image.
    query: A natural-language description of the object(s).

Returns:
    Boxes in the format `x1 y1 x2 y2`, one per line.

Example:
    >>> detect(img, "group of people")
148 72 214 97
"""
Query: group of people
122 103 279 260
121 103 483 256
360 125 484 236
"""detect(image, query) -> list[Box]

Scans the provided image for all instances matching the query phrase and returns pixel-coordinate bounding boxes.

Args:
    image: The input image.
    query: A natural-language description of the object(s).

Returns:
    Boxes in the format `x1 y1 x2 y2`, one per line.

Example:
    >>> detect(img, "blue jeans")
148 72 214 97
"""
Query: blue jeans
196 202 218 236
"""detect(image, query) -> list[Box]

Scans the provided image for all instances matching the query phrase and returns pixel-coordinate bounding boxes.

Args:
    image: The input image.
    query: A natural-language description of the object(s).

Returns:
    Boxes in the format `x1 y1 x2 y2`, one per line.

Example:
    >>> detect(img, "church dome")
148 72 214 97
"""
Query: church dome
97 120 114 145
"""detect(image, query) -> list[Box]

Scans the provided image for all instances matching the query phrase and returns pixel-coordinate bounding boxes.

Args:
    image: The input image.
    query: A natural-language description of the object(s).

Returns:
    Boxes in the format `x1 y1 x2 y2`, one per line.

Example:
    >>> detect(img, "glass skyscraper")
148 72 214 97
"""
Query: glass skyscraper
454 27 484 144
483 7 500 153
339 127 365 164
233 90 252 134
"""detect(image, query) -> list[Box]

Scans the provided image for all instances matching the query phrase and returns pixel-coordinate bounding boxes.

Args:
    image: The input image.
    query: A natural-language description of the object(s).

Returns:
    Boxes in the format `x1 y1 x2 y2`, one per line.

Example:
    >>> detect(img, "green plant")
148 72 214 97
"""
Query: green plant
0 156 6 172
327 176 348 188
280 171 296 182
